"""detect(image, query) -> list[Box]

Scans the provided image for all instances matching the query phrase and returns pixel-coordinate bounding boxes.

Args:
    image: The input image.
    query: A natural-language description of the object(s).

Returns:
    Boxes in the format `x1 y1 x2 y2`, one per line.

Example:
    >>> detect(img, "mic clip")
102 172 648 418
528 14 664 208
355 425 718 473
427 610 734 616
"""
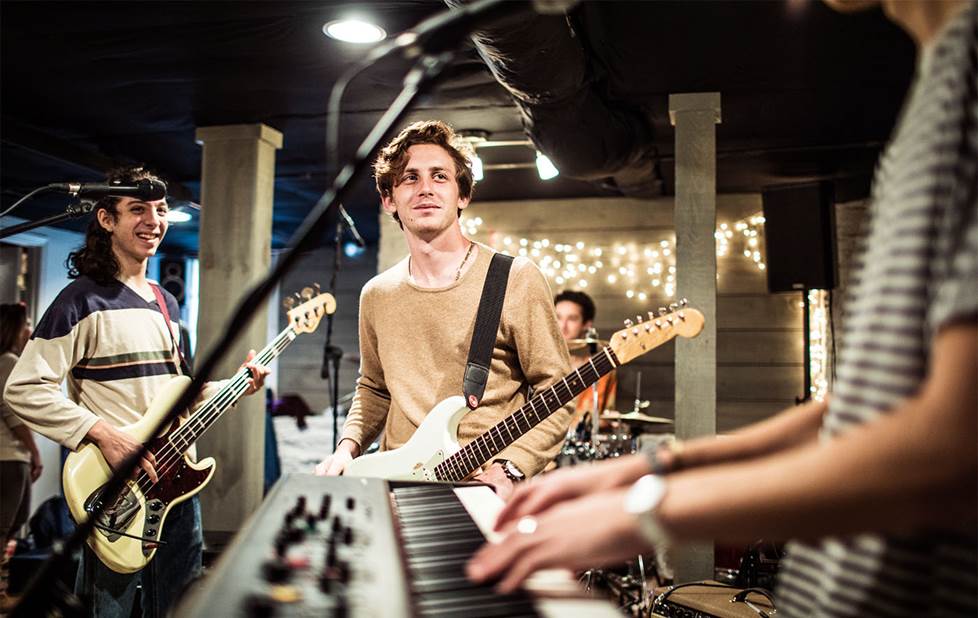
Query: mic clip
66 199 97 217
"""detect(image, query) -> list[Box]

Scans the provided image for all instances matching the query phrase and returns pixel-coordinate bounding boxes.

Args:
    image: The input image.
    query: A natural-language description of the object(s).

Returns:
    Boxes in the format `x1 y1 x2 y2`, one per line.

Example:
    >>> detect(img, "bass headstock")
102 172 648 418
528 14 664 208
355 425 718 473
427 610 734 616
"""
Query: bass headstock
284 284 337 334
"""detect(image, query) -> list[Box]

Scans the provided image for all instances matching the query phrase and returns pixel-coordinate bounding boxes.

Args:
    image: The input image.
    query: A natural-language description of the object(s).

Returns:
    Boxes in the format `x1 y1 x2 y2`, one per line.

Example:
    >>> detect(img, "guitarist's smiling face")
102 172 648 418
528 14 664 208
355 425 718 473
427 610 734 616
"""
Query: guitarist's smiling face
98 197 169 266
382 144 471 240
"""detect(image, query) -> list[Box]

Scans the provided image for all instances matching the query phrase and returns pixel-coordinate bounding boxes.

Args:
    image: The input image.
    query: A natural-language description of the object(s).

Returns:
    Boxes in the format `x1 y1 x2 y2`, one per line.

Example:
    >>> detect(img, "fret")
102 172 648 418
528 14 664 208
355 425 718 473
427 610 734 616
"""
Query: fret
160 324 302 461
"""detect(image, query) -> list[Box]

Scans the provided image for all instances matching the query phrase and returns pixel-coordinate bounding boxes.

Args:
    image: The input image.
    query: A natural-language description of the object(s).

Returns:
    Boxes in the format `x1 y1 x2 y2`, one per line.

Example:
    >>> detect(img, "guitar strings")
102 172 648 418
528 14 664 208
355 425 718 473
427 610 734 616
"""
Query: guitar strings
126 327 294 498
435 348 618 482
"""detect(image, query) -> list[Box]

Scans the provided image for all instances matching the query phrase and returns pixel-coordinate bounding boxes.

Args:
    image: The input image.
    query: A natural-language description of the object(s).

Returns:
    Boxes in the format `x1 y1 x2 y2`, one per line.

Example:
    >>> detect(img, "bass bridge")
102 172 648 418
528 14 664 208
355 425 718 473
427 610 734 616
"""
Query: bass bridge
84 483 165 553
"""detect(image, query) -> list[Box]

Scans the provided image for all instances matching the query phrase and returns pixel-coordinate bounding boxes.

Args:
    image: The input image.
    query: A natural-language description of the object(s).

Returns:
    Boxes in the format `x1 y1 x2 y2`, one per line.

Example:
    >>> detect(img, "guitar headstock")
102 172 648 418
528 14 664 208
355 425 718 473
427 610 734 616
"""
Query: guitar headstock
608 299 704 365
284 285 337 334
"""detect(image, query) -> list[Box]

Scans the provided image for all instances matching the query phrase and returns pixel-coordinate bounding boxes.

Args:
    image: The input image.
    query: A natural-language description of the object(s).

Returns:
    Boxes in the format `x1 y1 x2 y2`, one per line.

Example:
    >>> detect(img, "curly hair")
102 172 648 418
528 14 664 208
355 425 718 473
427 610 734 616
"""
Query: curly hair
554 290 596 324
66 166 164 284
373 120 476 225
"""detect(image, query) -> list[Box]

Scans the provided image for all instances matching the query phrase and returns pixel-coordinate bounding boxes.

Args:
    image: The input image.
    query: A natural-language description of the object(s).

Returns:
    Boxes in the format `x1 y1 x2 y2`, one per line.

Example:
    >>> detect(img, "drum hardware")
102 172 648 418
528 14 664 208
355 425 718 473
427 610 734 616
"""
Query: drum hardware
650 581 777 618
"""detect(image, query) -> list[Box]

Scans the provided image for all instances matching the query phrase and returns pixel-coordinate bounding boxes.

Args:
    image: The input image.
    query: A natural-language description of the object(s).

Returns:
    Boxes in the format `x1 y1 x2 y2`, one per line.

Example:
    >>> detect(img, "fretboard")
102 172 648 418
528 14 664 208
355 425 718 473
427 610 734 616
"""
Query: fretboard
434 347 620 482
166 327 297 453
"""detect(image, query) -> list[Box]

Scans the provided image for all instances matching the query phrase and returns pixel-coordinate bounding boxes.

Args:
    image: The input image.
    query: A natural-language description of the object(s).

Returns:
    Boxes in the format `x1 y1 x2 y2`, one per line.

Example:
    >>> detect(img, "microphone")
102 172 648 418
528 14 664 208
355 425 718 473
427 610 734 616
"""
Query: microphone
338 204 366 248
46 179 167 201
367 0 577 62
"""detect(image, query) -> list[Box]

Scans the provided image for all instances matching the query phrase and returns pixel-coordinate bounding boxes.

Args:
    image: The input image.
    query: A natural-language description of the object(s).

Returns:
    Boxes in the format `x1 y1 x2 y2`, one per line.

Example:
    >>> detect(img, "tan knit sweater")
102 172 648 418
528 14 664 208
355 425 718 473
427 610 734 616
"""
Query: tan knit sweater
341 243 573 476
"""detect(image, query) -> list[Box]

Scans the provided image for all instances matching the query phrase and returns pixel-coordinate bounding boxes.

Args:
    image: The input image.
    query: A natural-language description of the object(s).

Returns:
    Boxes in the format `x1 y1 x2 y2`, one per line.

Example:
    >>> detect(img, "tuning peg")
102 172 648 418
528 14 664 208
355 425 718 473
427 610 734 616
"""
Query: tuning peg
668 302 678 312
635 315 644 323
313 283 321 293
657 307 668 317
283 297 296 310
654 319 663 328
679 298 688 307
301 287 314 301
647 311 656 321
624 318 634 328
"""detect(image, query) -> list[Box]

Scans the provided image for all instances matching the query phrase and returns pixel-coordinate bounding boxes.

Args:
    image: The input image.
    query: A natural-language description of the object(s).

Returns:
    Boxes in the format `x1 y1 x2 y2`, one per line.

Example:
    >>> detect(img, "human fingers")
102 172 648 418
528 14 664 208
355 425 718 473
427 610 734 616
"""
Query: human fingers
142 456 159 483
467 531 528 583
326 457 348 476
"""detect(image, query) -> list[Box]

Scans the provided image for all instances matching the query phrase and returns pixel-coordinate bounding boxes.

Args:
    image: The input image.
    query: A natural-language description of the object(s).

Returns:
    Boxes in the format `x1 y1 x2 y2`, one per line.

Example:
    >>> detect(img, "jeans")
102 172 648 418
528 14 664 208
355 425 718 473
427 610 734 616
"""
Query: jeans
75 497 202 618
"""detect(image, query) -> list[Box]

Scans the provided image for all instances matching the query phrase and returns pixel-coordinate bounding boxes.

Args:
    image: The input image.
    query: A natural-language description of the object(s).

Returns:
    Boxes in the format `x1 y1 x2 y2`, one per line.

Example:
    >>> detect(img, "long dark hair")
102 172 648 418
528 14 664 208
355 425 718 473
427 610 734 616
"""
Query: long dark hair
0 303 27 355
66 166 164 284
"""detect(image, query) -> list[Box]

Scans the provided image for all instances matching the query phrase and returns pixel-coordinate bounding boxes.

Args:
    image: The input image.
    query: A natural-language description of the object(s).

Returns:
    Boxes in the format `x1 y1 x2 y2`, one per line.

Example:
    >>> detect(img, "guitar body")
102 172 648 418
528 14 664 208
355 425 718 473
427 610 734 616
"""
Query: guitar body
345 305 704 485
63 375 216 573
345 396 469 481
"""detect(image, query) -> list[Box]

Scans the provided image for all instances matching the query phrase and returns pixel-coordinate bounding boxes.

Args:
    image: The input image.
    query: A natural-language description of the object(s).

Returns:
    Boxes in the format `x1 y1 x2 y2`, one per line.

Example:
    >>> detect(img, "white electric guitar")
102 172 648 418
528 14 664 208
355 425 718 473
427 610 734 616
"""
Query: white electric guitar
346 300 704 482
63 288 336 573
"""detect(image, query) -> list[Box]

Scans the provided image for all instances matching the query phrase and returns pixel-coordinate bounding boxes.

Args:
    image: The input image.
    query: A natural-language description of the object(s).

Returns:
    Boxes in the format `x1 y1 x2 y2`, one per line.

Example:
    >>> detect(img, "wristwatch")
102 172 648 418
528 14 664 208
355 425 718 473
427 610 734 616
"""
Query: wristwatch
492 459 526 483
623 474 671 547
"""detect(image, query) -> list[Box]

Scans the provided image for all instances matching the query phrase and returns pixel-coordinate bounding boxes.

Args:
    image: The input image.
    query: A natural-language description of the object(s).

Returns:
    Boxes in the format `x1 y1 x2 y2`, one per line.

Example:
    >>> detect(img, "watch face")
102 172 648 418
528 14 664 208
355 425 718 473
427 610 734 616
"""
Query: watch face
625 474 667 515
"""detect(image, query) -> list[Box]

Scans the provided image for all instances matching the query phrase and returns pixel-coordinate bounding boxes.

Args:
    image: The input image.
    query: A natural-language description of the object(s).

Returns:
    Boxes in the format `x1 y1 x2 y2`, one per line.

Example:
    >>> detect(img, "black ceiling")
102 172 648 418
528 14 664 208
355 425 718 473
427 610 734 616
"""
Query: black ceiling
1 1 915 255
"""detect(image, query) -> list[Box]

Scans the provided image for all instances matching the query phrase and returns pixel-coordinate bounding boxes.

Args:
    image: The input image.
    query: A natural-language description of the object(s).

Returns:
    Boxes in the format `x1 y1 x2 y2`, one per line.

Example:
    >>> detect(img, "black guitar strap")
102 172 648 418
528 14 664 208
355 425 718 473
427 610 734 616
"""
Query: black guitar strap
463 252 515 410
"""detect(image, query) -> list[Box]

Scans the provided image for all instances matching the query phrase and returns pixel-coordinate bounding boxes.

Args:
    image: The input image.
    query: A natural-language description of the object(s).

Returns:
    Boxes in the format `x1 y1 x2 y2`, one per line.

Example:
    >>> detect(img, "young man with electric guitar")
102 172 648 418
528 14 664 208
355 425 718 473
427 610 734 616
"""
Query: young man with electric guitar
314 120 574 496
4 166 270 618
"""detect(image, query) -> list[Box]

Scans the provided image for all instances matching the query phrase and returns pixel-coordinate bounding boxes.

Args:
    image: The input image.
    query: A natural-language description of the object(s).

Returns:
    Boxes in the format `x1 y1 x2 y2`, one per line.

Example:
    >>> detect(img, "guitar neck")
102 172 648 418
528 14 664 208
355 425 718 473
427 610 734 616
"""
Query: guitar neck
168 326 297 451
435 347 620 482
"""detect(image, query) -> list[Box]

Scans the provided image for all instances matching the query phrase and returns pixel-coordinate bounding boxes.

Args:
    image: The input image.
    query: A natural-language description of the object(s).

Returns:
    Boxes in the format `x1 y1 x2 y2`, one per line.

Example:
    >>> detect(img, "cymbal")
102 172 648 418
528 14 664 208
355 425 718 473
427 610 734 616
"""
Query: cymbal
566 337 609 354
601 411 674 425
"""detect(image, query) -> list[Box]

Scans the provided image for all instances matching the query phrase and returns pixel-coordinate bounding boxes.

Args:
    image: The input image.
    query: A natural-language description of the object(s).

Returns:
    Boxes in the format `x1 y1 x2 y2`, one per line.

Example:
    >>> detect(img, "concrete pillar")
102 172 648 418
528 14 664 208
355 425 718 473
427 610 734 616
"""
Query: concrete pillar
193 123 282 545
669 92 720 583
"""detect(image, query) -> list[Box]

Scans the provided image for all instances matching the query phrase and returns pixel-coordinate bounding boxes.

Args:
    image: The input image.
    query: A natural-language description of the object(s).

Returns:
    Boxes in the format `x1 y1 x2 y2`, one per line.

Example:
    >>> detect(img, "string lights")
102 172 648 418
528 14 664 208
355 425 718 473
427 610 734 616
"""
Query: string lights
460 212 767 300
807 289 831 401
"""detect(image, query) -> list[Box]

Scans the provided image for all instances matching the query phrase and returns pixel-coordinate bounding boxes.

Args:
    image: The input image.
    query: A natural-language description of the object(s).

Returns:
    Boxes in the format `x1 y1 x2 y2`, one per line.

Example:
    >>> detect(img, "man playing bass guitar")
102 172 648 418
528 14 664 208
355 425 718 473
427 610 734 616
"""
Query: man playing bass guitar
4 166 269 618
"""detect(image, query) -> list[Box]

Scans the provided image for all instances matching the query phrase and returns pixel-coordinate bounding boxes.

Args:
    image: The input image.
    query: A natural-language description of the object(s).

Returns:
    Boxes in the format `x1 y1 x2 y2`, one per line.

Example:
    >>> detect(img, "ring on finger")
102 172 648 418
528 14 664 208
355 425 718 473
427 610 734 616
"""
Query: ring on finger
516 516 538 535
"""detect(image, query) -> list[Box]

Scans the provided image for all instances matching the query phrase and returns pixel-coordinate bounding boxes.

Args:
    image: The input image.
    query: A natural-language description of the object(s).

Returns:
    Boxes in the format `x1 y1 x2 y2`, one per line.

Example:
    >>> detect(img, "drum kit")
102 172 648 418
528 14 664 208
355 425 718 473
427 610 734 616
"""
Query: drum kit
557 329 674 467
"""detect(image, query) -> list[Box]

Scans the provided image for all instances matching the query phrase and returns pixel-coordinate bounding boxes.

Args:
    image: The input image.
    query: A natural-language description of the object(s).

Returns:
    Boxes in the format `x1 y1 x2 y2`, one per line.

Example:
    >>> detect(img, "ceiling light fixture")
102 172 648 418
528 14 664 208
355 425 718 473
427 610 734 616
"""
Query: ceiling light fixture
166 209 192 224
535 152 559 180
322 19 387 44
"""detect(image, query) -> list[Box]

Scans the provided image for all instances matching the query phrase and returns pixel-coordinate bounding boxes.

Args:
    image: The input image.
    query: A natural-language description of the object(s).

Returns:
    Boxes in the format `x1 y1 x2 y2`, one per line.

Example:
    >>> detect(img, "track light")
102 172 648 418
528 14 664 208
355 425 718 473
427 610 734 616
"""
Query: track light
535 152 559 180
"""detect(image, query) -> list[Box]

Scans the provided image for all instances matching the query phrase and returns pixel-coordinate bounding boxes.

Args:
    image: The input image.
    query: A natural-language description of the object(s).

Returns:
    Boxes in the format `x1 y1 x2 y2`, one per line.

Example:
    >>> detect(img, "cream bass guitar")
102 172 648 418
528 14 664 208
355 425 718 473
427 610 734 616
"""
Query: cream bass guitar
345 301 704 482
63 288 335 573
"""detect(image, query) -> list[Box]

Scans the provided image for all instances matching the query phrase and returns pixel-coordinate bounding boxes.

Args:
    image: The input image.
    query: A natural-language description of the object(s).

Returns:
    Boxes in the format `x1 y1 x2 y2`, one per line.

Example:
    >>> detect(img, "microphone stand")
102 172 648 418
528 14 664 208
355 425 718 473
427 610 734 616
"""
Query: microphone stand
13 48 459 618
0 199 96 240
322 215 345 450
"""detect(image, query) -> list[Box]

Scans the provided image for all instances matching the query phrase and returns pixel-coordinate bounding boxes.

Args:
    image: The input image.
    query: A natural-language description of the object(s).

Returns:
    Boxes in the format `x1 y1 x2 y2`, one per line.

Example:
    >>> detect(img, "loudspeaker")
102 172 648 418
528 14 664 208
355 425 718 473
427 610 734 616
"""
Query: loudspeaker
762 182 837 292
160 257 186 304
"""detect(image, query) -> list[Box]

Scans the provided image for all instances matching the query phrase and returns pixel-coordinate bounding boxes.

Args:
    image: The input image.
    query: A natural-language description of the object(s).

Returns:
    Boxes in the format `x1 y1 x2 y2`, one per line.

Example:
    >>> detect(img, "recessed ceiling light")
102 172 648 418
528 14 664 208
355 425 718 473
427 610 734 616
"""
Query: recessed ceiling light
322 19 386 44
166 209 192 224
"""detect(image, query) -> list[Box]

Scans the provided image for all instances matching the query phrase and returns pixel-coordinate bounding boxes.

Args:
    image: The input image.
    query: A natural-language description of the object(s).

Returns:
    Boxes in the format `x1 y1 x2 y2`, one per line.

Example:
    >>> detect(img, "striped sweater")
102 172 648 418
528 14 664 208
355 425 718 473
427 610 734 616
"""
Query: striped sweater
777 4 978 616
4 276 219 453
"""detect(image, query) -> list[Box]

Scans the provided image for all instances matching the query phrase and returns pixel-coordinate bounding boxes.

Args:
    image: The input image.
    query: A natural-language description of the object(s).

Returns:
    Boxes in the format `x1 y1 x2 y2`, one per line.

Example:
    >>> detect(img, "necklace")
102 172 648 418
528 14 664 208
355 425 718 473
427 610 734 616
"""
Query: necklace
455 242 475 281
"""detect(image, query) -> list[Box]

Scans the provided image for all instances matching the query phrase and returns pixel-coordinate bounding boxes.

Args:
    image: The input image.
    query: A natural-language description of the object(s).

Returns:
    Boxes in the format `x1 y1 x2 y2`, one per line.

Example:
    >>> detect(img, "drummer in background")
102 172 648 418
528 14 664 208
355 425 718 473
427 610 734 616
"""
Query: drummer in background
554 290 616 424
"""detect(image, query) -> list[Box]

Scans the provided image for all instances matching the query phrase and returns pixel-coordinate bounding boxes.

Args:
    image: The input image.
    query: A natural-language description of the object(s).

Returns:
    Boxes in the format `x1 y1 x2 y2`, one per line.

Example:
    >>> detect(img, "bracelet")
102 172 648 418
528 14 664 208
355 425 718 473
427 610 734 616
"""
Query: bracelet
643 439 684 475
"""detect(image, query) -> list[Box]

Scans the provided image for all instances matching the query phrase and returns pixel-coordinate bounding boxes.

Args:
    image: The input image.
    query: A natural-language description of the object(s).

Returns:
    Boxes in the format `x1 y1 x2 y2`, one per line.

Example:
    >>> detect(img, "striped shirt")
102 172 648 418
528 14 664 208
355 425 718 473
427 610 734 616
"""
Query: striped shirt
777 4 978 616
4 276 218 452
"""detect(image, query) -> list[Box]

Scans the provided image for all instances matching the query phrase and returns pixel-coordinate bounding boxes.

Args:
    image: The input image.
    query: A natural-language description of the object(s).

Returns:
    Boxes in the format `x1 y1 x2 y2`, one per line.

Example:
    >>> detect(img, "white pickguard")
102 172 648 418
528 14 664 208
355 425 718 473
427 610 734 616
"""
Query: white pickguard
344 396 470 481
